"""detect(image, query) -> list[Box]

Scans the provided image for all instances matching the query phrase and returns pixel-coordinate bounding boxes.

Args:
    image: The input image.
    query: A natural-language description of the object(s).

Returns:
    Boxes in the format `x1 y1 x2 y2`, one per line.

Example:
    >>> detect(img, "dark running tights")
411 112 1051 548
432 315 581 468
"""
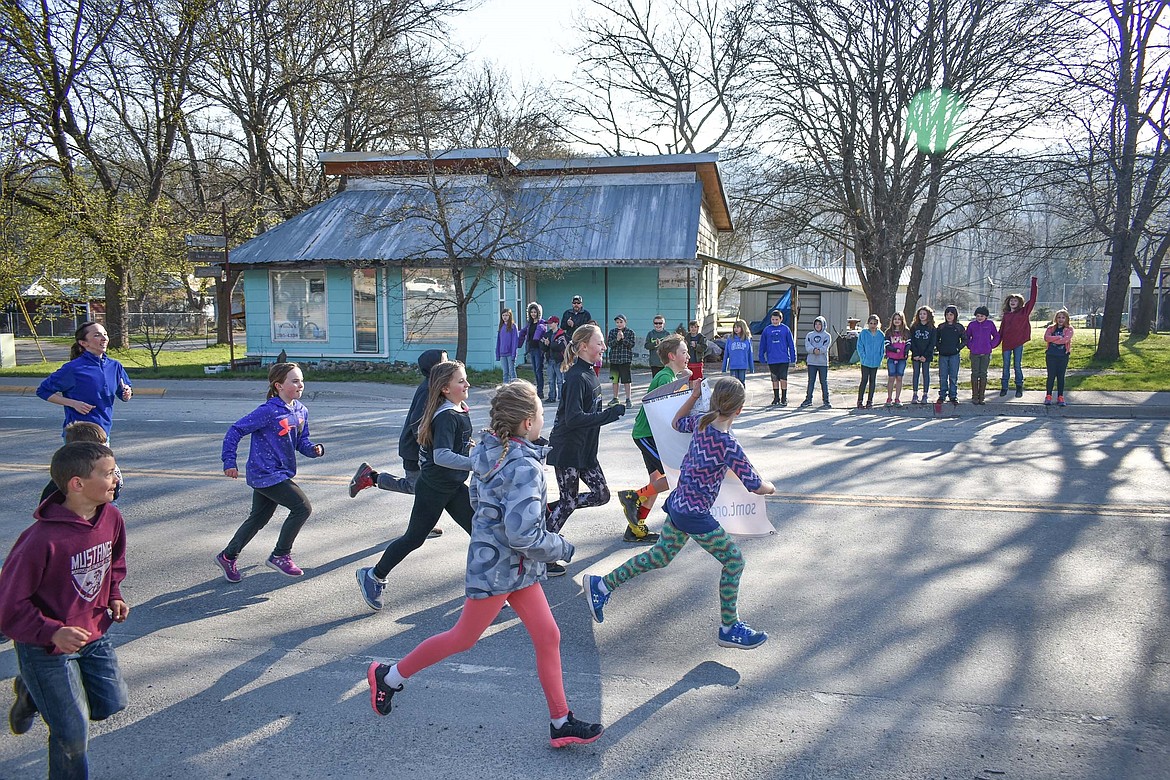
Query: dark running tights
373 475 473 579
545 465 610 533
224 479 311 559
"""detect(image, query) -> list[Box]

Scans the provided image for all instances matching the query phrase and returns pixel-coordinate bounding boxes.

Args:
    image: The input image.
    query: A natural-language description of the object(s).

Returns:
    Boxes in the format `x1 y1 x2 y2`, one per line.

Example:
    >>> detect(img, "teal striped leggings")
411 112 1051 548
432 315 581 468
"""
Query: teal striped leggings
602 520 744 627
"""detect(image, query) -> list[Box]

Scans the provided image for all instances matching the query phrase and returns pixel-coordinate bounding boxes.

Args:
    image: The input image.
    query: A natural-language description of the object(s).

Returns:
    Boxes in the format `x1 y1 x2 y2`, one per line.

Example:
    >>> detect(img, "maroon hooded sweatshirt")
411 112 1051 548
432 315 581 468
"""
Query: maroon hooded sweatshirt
999 277 1038 351
0 493 126 653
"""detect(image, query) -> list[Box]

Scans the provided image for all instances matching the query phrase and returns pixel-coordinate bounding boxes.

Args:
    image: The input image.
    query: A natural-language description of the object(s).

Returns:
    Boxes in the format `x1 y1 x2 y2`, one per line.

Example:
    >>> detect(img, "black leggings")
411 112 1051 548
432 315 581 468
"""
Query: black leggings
1045 352 1069 395
373 473 473 579
224 479 311 558
545 465 610 533
857 366 878 405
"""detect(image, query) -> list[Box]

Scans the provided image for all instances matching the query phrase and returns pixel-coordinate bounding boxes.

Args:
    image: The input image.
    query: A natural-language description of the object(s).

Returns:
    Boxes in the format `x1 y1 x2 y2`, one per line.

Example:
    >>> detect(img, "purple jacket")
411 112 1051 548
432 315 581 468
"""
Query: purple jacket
965 318 1001 355
222 397 320 488
496 323 520 359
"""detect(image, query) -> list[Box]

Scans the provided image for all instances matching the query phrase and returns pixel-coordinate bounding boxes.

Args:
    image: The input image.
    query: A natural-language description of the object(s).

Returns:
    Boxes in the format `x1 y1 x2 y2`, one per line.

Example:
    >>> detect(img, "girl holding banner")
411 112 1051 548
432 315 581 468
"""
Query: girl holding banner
582 378 775 649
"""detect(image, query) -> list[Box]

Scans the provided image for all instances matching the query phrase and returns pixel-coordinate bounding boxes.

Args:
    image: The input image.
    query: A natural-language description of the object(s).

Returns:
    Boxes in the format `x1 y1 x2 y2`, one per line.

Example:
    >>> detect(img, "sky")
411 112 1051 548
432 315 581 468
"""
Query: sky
449 0 581 86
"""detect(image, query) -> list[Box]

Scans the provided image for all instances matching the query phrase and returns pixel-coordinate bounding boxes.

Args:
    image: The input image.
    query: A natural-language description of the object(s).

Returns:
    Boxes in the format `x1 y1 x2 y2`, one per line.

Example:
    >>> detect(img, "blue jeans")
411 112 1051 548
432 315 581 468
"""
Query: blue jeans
938 354 960 400
804 364 829 403
729 368 747 385
545 358 563 400
912 359 931 396
1001 344 1024 389
500 354 517 382
15 636 128 780
528 350 544 397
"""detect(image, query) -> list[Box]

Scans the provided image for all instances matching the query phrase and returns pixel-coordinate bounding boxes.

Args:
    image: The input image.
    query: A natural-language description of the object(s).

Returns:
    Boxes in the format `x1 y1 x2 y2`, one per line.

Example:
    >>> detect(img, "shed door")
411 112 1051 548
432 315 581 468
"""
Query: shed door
795 292 822 356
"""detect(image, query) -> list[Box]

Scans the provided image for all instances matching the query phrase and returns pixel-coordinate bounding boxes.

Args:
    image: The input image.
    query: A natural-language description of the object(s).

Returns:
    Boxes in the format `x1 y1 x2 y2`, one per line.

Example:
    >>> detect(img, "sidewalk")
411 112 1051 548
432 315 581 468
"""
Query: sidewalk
3 370 1168 420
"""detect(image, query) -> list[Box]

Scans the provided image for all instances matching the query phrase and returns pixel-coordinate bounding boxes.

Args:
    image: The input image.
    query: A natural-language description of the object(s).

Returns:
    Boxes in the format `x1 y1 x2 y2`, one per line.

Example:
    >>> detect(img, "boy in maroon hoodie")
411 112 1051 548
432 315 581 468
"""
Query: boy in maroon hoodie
0 441 129 778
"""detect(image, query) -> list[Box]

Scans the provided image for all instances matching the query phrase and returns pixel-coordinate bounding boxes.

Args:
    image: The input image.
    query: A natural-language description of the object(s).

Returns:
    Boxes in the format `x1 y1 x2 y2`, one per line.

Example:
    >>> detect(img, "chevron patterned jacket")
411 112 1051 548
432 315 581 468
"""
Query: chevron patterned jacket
665 415 762 525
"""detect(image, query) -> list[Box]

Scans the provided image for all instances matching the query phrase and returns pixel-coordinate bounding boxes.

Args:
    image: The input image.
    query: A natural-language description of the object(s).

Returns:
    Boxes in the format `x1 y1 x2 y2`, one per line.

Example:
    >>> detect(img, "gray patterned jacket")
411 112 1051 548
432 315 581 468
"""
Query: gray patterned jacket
465 433 574 599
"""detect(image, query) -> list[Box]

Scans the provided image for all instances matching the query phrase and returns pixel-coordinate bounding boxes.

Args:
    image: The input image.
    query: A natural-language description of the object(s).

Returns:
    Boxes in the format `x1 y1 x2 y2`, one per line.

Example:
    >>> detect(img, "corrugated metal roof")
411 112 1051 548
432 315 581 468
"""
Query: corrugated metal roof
230 181 705 266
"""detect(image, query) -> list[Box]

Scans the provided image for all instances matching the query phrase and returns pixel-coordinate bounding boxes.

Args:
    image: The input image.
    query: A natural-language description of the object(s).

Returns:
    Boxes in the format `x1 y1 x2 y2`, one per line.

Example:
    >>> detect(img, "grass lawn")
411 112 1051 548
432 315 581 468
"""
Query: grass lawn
0 344 506 386
1019 328 1170 391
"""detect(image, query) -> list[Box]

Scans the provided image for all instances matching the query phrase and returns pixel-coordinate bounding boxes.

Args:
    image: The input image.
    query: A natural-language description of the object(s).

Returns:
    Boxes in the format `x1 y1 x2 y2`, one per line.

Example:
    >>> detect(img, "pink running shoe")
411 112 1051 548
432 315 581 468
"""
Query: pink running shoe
215 552 242 583
266 554 303 577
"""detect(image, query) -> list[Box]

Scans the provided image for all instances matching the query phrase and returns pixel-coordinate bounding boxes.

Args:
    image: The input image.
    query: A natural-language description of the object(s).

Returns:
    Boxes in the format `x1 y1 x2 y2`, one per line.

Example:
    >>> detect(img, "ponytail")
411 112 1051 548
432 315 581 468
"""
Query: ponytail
563 323 600 372
266 362 300 399
416 361 465 448
71 321 98 360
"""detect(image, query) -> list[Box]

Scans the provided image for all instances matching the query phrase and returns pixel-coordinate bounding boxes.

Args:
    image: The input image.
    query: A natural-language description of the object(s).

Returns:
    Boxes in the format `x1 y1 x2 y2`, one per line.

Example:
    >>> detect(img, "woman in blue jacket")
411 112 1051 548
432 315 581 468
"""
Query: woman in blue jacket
721 319 754 386
216 362 324 583
37 321 132 439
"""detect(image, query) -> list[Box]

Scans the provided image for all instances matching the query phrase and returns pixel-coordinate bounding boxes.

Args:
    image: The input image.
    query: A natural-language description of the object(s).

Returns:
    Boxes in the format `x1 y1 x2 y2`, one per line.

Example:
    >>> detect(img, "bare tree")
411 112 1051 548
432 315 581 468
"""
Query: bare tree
748 0 1077 318
566 0 755 155
1052 0 1169 354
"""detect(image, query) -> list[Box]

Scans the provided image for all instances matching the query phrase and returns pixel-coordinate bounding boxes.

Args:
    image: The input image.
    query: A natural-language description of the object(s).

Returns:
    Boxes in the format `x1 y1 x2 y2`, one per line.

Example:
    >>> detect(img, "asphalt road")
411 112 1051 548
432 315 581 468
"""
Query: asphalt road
1 387 1168 779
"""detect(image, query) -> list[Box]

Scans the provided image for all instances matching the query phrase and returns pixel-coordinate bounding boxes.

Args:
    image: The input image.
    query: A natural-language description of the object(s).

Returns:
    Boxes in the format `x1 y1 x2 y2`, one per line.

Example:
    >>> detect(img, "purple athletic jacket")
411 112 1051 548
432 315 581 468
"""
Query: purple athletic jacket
965 319 1001 355
221 397 320 488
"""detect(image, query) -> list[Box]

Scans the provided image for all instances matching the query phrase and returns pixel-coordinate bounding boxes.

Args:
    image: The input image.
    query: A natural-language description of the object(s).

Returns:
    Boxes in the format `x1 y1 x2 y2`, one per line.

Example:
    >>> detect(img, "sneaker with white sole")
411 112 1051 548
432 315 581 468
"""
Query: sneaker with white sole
717 621 768 649
215 551 241 583
546 562 567 577
549 712 604 748
367 663 403 716
356 567 385 610
266 554 303 577
349 462 375 497
582 574 609 623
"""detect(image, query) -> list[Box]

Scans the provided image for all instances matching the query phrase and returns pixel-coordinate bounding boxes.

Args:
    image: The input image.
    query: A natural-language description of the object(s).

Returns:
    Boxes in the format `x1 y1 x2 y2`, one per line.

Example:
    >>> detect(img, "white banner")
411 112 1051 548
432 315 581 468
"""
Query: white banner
642 384 774 538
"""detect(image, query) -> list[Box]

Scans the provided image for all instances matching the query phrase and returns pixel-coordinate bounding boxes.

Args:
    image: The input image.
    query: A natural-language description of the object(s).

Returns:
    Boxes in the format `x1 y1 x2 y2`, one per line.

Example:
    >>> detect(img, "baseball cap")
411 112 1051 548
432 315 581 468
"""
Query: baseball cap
572 295 582 303
547 315 559 324
613 314 626 321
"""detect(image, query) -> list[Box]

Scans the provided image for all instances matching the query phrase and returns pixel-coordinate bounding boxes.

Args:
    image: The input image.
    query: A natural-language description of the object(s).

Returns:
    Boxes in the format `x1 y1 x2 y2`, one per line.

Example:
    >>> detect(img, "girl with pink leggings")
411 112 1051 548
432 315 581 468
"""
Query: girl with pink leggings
366 380 603 748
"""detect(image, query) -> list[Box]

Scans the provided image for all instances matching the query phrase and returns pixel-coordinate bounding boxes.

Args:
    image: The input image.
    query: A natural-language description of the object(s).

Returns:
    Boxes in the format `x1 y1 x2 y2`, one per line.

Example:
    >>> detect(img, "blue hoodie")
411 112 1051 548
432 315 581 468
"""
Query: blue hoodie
37 351 132 437
757 323 796 364
722 334 754 372
222 396 320 488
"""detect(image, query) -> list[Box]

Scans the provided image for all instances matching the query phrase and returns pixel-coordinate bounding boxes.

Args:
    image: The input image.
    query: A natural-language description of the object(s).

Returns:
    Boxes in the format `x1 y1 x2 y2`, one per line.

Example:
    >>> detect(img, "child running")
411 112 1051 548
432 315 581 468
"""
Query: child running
357 361 473 610
216 362 324 582
617 334 692 544
583 377 776 649
884 312 910 407
855 314 885 409
348 350 446 540
909 306 937 405
545 324 626 576
1043 309 1074 407
365 380 604 748
721 318 753 386
39 421 122 503
1 442 130 777
758 310 796 406
935 305 966 406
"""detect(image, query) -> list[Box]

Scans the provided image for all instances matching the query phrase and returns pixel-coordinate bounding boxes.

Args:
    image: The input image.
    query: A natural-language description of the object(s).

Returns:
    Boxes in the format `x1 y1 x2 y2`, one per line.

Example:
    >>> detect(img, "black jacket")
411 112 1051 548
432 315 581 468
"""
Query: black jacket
397 349 447 467
935 322 967 357
547 358 624 469
909 324 937 361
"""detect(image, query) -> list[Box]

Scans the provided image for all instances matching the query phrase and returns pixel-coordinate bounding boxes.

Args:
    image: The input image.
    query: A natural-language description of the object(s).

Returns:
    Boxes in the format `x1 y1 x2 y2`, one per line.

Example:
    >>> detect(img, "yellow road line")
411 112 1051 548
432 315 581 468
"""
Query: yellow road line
2 464 1163 519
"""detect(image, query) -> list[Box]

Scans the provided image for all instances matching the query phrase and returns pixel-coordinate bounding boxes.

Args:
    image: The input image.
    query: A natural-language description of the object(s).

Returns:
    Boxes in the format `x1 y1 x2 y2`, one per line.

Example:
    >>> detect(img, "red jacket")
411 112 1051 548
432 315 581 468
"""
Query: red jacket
0 494 127 652
999 277 1038 351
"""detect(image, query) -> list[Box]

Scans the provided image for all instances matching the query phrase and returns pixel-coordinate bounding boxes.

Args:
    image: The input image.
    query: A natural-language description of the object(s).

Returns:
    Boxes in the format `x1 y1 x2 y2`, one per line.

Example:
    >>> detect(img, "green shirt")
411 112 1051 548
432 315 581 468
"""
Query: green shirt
631 366 678 440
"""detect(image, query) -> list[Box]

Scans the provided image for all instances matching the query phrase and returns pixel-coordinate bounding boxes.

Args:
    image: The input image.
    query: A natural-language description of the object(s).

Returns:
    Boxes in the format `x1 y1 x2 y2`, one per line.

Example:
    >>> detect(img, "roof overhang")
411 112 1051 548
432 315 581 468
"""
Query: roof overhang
700 254 809 286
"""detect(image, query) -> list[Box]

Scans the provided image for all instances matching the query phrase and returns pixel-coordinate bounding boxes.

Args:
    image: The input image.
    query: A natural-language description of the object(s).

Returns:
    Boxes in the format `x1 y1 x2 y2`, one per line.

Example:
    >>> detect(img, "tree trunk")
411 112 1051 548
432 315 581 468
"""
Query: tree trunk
1095 235 1132 361
104 262 131 350
453 266 468 364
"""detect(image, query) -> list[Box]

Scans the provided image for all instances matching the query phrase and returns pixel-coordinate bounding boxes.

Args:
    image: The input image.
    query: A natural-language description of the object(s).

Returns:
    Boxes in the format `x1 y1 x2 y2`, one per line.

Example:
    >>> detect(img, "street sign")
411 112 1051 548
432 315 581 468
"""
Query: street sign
188 249 224 264
193 265 223 278
185 234 227 248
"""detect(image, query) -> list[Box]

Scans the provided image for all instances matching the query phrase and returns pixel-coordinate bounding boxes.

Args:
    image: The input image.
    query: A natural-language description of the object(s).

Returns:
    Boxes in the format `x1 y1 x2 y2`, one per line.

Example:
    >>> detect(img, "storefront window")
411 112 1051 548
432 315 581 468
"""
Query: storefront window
403 268 458 343
353 269 379 352
271 270 328 341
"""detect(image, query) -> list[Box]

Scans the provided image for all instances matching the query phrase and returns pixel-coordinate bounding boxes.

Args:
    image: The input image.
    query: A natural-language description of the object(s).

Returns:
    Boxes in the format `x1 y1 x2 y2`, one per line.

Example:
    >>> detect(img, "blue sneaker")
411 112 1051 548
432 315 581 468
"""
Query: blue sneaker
582 574 609 624
717 621 768 650
356 567 385 611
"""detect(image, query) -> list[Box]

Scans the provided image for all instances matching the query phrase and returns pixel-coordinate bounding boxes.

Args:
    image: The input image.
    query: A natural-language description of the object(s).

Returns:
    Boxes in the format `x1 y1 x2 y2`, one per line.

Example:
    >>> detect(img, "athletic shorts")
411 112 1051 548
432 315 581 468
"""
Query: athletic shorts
610 362 632 384
687 361 704 380
768 362 789 381
635 436 664 476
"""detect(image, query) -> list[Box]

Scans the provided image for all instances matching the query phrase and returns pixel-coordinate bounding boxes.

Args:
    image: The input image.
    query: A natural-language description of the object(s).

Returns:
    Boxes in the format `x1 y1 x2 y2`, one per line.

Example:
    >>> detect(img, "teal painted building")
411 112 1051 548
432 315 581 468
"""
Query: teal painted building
228 149 733 370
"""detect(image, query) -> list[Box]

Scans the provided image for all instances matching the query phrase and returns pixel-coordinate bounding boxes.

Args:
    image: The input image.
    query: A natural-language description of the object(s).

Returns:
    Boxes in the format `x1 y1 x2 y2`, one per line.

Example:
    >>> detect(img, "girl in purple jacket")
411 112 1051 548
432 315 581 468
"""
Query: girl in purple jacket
215 363 324 583
496 308 520 382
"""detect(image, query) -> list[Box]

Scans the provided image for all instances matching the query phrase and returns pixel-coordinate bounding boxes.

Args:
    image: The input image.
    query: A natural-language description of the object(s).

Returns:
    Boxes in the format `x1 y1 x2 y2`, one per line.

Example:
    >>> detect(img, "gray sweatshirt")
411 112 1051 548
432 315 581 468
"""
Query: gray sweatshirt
465 433 573 599
804 317 832 366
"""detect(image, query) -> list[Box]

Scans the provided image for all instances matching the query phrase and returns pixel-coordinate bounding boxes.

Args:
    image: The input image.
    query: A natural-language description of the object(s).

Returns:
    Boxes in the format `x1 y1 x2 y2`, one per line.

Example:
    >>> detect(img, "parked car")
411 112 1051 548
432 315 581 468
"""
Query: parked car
405 276 445 296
